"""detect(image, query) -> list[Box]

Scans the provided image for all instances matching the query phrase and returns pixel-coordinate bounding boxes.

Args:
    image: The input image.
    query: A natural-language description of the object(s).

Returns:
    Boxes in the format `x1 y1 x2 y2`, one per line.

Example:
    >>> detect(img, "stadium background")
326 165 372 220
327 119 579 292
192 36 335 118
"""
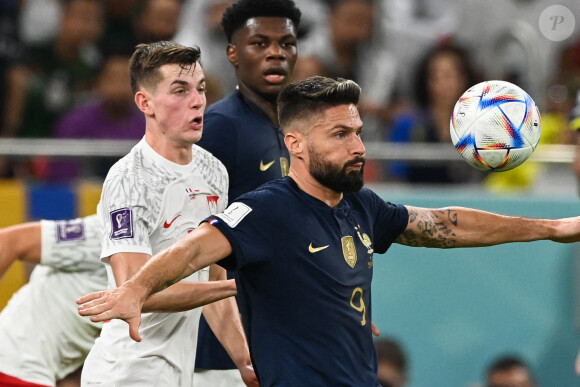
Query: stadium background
2 0 580 386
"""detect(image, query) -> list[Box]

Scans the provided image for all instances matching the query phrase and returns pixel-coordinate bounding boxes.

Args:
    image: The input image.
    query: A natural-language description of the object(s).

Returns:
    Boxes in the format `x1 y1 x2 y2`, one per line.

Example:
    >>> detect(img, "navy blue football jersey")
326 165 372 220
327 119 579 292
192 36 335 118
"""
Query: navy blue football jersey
205 177 409 386
198 90 289 201
196 91 290 369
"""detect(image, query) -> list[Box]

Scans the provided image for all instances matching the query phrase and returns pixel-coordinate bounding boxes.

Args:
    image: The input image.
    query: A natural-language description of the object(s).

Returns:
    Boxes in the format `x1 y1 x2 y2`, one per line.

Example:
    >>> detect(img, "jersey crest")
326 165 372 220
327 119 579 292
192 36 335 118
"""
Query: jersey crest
341 236 357 268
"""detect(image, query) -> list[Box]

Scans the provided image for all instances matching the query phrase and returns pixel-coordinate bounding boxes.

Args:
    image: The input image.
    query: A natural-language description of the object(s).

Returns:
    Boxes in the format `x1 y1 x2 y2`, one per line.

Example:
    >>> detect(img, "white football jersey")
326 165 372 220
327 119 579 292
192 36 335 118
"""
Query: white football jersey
0 215 106 386
83 139 228 387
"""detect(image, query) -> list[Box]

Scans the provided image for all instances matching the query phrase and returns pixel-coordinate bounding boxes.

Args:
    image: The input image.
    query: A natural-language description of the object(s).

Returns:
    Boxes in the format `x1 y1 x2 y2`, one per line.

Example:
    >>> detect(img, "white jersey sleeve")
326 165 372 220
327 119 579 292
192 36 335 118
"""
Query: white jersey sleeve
40 215 103 272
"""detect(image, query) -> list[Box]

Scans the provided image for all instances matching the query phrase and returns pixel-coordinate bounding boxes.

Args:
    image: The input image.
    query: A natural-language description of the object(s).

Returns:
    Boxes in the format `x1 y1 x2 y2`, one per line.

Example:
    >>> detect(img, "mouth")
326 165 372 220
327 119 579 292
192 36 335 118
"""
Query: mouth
190 116 203 128
345 158 366 170
263 67 287 84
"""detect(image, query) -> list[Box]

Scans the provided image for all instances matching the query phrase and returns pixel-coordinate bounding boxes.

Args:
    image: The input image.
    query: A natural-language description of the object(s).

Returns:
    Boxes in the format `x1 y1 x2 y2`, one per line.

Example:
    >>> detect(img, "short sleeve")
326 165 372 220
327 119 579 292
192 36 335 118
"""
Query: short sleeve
98 167 154 260
40 215 104 272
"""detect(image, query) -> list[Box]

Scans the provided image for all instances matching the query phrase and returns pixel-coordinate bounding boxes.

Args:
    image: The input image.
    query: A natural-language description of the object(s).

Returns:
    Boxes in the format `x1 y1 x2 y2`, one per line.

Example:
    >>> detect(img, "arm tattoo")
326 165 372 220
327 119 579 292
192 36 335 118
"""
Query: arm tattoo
398 208 457 248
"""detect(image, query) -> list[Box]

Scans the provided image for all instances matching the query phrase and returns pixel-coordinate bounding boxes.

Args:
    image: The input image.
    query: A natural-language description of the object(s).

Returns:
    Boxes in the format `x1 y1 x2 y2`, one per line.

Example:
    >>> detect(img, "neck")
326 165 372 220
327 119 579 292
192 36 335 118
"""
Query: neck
288 169 343 207
144 131 193 165
238 83 279 126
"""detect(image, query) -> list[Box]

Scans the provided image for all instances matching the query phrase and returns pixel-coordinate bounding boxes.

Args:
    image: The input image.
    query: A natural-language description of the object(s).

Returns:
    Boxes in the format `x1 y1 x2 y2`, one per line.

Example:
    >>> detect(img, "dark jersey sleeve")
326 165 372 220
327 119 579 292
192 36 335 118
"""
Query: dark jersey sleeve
364 189 409 254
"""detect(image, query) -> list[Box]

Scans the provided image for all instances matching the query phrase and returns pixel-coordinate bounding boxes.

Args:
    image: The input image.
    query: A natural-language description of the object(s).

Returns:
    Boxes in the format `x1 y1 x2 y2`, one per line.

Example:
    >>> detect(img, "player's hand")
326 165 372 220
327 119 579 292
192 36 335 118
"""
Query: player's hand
551 217 580 243
240 364 259 387
576 349 580 376
77 285 145 342
371 321 380 336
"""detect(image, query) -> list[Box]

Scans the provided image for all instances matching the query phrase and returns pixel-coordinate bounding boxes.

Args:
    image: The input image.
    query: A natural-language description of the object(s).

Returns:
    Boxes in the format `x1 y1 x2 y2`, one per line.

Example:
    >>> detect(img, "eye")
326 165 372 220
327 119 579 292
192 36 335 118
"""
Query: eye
335 131 346 139
252 41 266 47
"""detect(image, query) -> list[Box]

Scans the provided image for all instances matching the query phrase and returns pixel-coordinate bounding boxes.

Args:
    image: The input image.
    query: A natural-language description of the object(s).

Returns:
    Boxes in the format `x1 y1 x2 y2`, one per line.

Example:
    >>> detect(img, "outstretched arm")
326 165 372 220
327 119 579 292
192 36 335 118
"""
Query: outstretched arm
395 206 580 248
0 222 41 280
77 223 233 341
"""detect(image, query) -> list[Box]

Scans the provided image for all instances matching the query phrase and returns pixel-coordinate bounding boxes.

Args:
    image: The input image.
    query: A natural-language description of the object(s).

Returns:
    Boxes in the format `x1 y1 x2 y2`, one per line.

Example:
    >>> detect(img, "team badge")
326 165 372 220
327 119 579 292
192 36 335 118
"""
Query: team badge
341 236 357 268
355 226 374 254
206 195 219 213
280 157 289 176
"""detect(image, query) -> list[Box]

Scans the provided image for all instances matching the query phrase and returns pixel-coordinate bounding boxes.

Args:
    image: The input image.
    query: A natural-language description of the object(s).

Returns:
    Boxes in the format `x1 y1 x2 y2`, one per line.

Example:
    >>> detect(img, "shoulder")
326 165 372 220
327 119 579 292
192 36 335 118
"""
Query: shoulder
235 178 292 206
192 144 229 194
205 93 244 122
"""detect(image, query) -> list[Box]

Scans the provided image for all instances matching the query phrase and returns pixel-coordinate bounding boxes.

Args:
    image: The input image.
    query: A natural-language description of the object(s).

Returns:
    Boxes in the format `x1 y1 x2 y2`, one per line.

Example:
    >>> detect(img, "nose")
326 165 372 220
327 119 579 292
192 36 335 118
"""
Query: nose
352 134 366 157
266 42 285 59
190 89 206 110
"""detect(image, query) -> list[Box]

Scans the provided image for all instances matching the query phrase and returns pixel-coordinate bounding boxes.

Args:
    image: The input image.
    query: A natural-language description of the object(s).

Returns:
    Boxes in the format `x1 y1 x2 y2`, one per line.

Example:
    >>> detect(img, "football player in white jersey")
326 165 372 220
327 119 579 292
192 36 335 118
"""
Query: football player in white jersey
80 41 257 387
0 216 105 387
0 215 240 387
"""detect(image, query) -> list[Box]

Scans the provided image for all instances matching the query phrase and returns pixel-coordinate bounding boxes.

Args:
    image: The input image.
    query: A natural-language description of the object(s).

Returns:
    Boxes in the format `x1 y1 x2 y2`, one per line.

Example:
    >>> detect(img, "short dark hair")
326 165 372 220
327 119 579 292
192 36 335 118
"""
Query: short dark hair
486 355 536 385
128 41 202 94
414 43 478 108
277 76 361 132
221 0 302 43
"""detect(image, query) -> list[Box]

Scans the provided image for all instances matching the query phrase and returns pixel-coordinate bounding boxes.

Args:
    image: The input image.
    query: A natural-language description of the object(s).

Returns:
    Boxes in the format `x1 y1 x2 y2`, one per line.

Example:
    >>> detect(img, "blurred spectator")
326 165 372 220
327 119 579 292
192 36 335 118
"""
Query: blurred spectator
101 0 141 49
375 337 408 387
485 354 538 387
18 0 62 45
46 50 144 182
0 0 24 136
300 0 399 140
2 0 105 140
175 0 328 99
290 55 328 82
101 0 182 55
387 43 483 184
174 0 238 99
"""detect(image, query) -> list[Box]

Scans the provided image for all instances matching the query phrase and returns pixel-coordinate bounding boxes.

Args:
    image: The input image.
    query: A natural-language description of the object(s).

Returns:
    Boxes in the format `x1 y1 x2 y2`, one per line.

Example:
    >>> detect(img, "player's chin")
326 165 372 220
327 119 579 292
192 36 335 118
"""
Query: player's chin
184 129 203 144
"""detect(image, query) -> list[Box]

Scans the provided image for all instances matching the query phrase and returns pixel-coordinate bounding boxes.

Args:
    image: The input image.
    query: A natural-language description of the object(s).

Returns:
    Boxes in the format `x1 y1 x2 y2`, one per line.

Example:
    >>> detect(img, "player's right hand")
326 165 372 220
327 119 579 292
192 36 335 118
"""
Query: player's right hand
77 286 145 342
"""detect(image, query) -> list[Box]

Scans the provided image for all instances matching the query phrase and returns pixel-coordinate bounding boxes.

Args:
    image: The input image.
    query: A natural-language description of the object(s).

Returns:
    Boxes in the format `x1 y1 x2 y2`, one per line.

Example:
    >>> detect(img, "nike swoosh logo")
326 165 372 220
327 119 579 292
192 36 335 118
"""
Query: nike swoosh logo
163 215 181 228
260 160 275 171
308 243 329 253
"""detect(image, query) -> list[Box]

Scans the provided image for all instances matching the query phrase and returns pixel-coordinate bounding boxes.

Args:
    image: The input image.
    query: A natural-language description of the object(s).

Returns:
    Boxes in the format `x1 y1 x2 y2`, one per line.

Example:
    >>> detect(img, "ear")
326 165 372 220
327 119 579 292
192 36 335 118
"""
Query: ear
135 91 154 116
226 44 238 67
284 131 304 160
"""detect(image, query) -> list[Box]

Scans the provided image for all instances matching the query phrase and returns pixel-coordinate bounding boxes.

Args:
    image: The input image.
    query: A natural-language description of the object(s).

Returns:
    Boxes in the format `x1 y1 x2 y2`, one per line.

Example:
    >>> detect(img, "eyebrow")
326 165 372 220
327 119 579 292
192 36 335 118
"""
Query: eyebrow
170 77 207 87
250 33 296 40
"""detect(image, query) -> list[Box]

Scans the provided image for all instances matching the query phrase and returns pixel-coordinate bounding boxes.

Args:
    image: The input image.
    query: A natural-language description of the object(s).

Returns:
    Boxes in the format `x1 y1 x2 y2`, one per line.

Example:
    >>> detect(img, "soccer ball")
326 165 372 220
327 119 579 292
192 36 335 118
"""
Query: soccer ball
450 80 541 171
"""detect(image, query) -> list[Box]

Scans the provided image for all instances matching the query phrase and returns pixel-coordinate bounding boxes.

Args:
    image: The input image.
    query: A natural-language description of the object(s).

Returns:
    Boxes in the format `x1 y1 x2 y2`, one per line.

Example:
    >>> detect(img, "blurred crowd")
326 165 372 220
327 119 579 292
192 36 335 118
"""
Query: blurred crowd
0 0 579 186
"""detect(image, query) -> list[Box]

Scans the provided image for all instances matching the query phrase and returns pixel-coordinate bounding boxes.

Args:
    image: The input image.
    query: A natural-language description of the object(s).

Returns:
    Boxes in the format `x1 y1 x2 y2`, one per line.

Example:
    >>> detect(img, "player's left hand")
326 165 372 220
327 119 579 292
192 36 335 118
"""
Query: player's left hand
77 283 146 342
240 364 259 387
372 321 380 336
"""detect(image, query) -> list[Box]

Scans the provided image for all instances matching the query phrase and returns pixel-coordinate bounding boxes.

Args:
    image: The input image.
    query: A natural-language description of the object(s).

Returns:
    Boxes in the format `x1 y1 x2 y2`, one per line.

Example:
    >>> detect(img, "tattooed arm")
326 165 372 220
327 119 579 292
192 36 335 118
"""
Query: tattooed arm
394 206 580 248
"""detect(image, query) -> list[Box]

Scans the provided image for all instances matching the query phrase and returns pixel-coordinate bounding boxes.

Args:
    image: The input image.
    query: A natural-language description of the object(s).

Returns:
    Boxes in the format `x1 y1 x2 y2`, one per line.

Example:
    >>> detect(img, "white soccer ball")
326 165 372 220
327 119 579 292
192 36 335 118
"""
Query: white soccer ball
450 80 541 171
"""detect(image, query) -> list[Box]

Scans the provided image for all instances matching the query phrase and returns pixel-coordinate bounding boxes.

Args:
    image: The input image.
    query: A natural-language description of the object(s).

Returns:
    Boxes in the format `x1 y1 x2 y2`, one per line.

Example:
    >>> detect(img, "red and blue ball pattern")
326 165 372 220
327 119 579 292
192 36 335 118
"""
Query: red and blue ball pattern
450 80 541 171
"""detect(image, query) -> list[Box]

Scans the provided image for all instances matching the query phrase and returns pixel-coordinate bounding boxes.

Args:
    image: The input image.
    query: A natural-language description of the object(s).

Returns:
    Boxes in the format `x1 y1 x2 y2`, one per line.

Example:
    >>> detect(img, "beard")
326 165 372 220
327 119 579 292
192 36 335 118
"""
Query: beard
308 145 365 193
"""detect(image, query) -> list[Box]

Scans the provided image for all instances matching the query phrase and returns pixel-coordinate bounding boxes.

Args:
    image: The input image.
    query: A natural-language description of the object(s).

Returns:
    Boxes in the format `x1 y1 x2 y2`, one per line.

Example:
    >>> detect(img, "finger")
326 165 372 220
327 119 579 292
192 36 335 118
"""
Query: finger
78 302 109 317
89 311 116 323
77 291 106 305
77 296 108 311
128 316 142 342
371 322 380 336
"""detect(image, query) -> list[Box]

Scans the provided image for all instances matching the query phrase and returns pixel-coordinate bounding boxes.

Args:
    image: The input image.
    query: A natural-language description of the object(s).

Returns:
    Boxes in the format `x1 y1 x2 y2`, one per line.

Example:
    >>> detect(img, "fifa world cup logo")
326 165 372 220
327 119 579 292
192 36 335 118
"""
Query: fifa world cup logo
116 213 124 229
